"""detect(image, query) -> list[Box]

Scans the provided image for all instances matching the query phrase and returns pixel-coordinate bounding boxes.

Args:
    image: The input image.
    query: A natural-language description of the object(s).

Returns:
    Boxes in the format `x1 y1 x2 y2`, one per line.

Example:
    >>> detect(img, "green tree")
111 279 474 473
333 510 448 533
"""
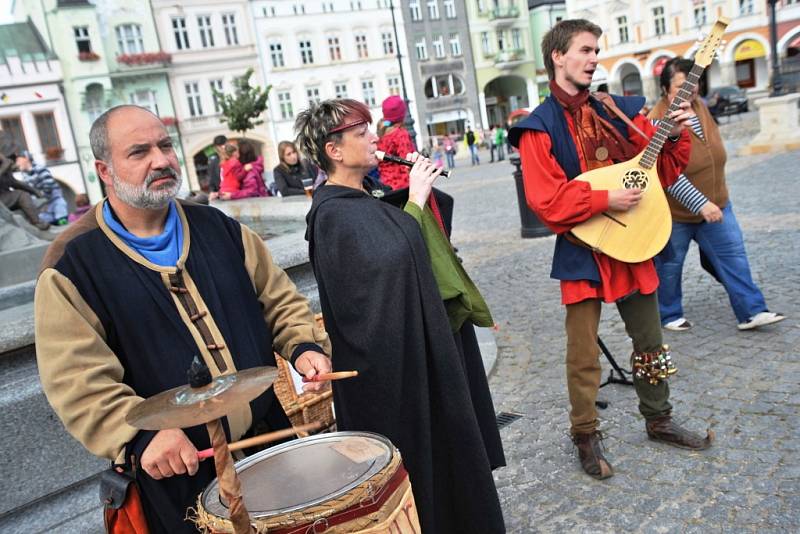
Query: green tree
213 68 271 137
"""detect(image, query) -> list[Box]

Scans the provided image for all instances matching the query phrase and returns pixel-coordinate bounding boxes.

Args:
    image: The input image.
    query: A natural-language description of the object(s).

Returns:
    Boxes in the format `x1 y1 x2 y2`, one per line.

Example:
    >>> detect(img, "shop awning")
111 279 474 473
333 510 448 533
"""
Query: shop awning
734 39 766 61
788 35 800 50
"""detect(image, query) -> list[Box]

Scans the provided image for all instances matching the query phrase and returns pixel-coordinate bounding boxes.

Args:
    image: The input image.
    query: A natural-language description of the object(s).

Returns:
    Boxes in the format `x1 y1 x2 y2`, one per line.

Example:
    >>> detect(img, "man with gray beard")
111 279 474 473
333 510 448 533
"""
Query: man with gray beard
33 105 332 532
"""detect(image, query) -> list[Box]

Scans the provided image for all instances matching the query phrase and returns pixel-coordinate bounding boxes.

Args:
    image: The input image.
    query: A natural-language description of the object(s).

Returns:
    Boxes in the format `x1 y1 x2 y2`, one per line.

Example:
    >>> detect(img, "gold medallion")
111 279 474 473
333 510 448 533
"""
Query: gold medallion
595 146 609 161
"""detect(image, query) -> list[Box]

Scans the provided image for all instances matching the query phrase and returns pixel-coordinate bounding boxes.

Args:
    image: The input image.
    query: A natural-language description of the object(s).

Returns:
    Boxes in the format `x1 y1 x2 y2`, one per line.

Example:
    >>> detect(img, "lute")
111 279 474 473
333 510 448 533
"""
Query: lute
570 17 729 263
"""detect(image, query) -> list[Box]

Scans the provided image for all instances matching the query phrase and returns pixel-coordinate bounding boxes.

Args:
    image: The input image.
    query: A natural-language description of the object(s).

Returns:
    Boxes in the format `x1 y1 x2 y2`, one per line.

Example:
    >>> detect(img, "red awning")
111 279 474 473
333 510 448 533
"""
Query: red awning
652 57 670 76
789 35 800 49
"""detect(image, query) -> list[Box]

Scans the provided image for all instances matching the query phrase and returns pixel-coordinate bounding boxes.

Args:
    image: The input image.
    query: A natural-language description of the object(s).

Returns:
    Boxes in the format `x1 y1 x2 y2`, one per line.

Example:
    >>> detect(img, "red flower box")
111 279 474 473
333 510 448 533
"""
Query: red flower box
160 116 178 127
117 52 172 66
78 51 100 61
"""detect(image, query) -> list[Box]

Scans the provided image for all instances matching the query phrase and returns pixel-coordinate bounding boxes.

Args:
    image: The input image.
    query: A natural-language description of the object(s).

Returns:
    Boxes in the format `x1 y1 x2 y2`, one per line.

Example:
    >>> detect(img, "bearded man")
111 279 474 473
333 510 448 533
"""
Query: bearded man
34 105 331 532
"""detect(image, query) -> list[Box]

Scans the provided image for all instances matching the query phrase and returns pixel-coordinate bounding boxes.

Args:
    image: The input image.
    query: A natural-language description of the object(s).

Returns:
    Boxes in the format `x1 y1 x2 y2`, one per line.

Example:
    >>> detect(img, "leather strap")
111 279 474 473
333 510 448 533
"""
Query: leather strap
592 92 650 142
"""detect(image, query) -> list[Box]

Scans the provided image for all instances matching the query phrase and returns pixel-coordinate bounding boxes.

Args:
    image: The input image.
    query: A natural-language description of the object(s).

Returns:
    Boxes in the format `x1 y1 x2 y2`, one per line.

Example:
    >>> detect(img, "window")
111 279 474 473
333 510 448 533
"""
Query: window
693 5 706 27
328 36 342 61
481 32 491 56
476 0 486 12
617 16 629 44
270 41 285 68
1 117 27 151
739 0 754 15
443 0 456 18
653 7 666 36
306 86 321 106
197 15 215 48
427 0 440 19
278 91 293 120
362 80 376 106
449 33 461 56
382 32 395 55
497 30 506 51
263 6 277 16
299 40 314 64
74 26 91 53
415 37 428 60
84 84 104 122
130 90 157 114
424 74 464 98
185 82 203 117
432 35 445 58
355 33 369 58
409 1 422 21
210 79 224 113
34 113 61 151
387 76 401 96
115 24 143 54
511 29 522 50
172 17 190 50
222 13 239 45
335 83 348 98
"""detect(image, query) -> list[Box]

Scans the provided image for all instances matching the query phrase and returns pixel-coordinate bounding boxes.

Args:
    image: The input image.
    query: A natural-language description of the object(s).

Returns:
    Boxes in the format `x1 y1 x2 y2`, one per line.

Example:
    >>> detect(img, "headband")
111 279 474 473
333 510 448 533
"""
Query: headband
329 118 368 134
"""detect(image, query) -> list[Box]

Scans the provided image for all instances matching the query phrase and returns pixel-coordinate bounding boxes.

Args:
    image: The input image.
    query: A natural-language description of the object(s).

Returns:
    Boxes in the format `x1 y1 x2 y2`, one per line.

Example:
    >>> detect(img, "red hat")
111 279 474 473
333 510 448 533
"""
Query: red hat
381 95 406 124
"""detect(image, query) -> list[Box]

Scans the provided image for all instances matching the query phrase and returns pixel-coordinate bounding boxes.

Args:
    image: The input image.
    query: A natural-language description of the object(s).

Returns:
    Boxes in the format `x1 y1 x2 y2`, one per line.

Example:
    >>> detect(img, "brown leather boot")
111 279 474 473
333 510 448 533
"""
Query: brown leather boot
645 416 714 450
572 431 614 480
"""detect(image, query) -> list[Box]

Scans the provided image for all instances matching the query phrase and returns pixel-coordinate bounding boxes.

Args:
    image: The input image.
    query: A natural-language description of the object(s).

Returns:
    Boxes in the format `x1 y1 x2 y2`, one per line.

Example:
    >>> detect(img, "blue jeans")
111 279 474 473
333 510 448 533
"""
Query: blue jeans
468 144 479 165
39 196 69 223
445 150 455 168
654 203 767 324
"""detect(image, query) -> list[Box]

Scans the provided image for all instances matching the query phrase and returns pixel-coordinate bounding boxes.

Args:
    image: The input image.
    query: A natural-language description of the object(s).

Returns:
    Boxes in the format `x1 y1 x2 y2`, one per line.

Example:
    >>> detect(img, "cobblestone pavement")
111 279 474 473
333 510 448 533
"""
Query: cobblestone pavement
437 133 799 532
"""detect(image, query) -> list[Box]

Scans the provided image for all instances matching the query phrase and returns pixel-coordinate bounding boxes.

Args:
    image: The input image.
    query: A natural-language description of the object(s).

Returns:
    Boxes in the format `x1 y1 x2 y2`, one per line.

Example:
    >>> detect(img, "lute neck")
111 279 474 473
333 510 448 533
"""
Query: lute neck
638 62 704 169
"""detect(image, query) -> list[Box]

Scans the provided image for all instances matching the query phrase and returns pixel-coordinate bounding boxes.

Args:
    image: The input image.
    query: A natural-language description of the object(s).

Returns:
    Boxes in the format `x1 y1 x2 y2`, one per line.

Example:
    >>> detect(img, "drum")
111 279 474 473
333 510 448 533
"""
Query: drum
194 432 420 533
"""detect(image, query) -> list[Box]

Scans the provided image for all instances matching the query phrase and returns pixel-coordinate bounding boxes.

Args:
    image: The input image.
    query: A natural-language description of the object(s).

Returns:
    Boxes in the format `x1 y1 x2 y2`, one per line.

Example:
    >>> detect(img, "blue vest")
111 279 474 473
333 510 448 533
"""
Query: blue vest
508 93 645 283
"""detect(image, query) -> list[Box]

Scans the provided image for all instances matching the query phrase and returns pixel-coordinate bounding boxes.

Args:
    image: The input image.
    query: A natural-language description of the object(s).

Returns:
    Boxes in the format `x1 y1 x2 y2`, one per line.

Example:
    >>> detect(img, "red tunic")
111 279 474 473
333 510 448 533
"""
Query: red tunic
519 112 690 305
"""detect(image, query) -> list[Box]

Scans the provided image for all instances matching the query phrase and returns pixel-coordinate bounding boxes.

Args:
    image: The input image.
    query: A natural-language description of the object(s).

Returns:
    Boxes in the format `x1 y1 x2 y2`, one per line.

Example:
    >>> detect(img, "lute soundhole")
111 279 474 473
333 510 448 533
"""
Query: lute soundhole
622 169 649 191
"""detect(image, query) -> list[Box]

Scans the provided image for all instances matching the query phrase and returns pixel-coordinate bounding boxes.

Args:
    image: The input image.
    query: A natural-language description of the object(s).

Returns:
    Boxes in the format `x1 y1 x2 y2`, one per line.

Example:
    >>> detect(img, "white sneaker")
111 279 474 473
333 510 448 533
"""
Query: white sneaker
663 318 692 331
737 312 786 331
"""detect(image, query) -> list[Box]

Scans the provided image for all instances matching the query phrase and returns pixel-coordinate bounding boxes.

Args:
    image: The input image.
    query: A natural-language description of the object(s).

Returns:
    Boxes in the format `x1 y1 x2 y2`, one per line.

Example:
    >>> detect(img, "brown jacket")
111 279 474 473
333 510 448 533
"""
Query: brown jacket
649 98 728 223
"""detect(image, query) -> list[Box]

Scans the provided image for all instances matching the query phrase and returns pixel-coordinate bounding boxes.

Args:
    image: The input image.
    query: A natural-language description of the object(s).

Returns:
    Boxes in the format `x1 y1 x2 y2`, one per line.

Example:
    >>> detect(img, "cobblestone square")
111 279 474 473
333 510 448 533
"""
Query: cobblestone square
438 128 799 533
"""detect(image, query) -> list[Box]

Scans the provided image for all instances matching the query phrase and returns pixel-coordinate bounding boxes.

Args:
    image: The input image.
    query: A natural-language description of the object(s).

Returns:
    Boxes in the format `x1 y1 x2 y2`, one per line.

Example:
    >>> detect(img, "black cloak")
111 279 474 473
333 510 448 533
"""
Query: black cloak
306 184 505 533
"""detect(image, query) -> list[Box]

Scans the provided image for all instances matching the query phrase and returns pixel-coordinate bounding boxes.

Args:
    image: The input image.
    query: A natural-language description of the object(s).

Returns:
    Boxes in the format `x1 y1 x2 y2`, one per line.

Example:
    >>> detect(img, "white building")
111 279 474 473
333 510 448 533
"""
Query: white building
565 0 800 102
151 0 271 190
250 0 420 160
0 21 84 198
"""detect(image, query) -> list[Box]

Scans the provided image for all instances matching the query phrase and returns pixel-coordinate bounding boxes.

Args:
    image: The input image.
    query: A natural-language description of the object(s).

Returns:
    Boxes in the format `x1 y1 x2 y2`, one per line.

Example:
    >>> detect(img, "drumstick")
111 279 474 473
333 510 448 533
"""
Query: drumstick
197 422 323 459
375 150 451 178
302 370 359 383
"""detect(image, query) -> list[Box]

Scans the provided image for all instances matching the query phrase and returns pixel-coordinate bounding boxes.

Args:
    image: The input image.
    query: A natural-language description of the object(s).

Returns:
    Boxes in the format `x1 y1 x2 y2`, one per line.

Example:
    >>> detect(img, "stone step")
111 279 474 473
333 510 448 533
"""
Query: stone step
0 280 35 311
0 345 106 517
0 475 103 534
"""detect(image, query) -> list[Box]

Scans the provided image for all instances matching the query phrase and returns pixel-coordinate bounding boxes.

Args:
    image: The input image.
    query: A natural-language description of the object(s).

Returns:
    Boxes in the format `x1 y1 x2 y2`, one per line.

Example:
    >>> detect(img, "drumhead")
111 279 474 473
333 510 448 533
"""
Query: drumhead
201 431 395 518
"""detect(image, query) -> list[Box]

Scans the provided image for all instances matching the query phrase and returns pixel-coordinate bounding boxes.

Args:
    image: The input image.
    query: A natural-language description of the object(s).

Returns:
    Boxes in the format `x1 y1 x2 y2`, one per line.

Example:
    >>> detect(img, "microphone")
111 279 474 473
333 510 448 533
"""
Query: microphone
375 150 451 179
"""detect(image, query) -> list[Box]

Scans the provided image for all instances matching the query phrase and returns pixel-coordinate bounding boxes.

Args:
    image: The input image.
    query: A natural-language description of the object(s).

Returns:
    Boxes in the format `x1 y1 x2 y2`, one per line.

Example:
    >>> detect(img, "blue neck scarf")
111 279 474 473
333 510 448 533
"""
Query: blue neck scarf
103 200 184 267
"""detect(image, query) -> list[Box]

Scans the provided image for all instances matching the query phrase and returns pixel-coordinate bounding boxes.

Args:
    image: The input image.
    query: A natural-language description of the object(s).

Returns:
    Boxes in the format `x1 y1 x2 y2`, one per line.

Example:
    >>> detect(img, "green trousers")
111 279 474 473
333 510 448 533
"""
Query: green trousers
565 291 672 435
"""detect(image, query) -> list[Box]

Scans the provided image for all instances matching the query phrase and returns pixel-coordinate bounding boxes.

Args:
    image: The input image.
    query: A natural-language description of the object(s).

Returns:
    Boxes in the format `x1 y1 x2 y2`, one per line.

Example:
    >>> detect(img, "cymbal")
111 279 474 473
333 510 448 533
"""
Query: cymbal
126 366 278 430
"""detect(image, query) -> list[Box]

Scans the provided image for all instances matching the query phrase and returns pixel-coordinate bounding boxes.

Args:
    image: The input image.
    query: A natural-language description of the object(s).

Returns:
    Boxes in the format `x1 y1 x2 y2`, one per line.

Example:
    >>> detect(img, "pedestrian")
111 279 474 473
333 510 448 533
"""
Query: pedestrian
465 126 479 165
494 125 507 161
219 140 267 199
0 144 49 230
297 99 505 534
649 58 785 331
67 193 91 223
273 140 318 196
509 19 713 480
205 134 227 193
34 104 331 532
443 130 456 169
16 151 69 225
376 95 416 189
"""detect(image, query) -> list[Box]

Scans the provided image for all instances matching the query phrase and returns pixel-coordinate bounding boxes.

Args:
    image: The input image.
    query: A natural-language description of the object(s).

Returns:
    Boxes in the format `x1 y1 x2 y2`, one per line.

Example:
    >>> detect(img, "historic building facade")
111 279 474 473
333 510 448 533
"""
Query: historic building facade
251 0 419 157
15 0 184 202
565 0 800 102
465 0 538 129
0 20 84 198
528 0 566 103
397 0 480 141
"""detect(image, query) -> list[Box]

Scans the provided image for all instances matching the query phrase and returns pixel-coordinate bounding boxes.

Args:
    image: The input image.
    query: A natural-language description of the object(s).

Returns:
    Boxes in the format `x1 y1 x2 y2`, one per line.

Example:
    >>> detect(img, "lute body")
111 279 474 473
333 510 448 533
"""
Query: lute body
571 152 671 263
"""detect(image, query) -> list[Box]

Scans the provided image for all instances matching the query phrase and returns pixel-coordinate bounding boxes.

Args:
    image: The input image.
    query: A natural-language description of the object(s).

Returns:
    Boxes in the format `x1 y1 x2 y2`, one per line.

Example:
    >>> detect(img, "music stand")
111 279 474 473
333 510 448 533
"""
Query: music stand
596 337 633 409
